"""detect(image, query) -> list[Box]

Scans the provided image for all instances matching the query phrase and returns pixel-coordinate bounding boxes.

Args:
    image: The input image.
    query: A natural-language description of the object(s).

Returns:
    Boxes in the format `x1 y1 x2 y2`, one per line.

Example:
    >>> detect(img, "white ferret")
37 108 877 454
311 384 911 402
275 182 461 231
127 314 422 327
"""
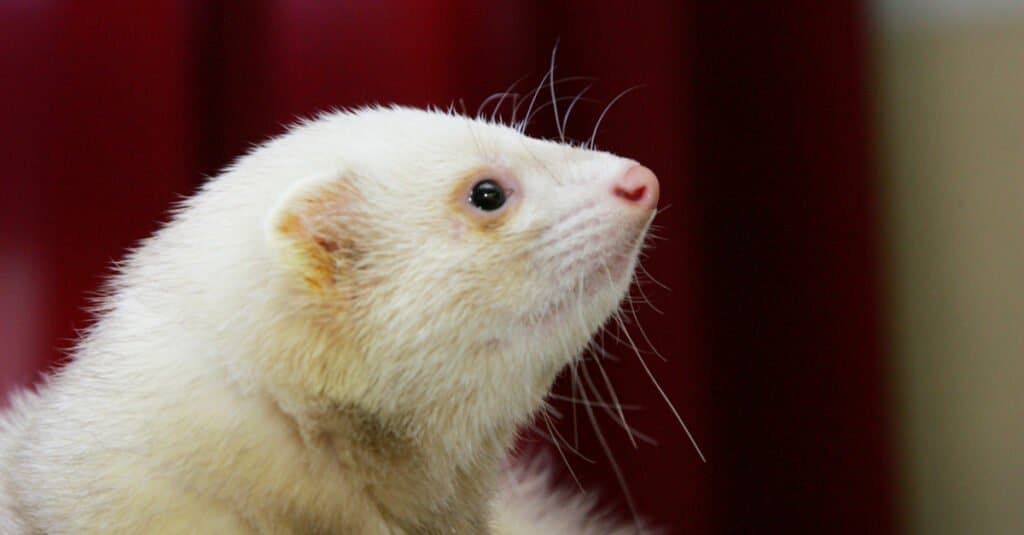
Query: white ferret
0 106 661 534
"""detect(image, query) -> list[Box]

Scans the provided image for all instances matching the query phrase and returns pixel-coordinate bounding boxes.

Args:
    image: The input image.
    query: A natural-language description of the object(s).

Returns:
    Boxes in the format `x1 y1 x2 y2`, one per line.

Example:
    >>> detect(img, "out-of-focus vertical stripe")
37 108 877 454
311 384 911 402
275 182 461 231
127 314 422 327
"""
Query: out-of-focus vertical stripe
0 249 48 403
873 2 1024 533
0 2 62 397
695 1 896 532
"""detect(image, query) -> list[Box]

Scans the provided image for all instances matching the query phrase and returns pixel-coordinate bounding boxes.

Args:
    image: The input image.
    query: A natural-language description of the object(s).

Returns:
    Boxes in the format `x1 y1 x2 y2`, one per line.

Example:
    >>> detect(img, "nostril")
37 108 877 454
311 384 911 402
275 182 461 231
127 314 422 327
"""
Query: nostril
613 184 647 203
612 165 660 209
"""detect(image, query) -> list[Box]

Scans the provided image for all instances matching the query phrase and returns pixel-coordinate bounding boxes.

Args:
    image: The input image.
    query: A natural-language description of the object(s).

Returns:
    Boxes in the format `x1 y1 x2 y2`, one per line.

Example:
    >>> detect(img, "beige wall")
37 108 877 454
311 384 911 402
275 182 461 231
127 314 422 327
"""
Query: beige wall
873 3 1024 533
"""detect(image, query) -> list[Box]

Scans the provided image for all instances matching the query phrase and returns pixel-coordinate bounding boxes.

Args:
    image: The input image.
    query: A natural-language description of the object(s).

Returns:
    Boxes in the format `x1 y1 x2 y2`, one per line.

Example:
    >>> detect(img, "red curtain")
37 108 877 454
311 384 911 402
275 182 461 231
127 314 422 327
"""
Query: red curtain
0 2 892 532
694 3 895 532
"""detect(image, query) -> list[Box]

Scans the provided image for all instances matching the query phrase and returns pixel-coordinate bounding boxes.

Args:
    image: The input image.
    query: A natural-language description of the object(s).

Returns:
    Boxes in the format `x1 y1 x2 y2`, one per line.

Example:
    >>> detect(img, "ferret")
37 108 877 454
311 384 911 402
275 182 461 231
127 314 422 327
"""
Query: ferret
0 106 661 534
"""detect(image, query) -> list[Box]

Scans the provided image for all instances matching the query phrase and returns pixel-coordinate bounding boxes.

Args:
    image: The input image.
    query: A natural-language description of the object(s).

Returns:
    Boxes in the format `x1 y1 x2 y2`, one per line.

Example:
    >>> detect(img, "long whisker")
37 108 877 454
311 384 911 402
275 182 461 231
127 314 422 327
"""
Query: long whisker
570 361 581 448
614 310 706 463
516 66 551 133
570 274 587 448
580 377 641 528
512 76 595 131
547 41 564 142
549 393 642 410
479 74 529 122
541 409 587 492
592 260 640 448
522 95 600 135
478 92 515 122
562 84 593 141
541 407 596 463
587 85 643 149
624 280 669 363
580 354 657 447
634 261 671 294
569 273 644 530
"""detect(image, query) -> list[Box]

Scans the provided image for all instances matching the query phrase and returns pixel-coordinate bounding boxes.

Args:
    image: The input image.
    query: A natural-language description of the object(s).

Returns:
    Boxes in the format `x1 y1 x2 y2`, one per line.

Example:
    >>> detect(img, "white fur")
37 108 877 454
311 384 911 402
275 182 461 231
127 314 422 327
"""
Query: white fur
0 107 655 533
492 455 656 535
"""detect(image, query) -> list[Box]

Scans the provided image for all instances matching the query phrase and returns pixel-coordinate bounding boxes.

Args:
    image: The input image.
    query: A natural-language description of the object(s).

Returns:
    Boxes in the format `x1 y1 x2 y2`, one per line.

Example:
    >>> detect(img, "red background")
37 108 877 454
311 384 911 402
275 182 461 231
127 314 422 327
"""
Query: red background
0 2 893 532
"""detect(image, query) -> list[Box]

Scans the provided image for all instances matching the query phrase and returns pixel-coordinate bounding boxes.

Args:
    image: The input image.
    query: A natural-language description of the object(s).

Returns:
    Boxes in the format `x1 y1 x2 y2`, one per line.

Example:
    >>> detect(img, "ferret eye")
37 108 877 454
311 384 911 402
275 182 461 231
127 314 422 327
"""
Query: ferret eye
469 179 507 211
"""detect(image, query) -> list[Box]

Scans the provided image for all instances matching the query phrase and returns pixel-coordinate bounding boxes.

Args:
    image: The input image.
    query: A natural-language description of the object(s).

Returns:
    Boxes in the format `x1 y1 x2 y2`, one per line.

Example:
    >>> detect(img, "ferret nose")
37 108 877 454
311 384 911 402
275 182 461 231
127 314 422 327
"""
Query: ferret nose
612 165 660 210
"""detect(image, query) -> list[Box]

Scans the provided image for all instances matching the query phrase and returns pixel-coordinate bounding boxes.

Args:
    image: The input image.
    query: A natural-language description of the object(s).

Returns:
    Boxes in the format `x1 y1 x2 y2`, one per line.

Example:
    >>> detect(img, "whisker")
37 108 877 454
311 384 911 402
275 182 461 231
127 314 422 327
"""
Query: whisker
615 312 706 463
479 92 517 122
541 407 596 464
580 355 657 447
512 76 595 131
541 410 587 493
522 95 600 135
561 83 593 139
590 327 633 356
569 271 644 530
587 85 644 149
628 270 663 314
571 275 587 448
516 67 551 133
480 74 529 122
547 41 564 142
634 260 671 293
549 393 642 411
570 361 581 448
580 376 642 528
623 286 669 363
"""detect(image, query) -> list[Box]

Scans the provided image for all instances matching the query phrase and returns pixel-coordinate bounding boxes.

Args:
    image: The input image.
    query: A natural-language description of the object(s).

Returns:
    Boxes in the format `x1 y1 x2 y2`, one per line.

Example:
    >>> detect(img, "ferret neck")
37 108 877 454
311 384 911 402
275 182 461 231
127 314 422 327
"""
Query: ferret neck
276 394 515 532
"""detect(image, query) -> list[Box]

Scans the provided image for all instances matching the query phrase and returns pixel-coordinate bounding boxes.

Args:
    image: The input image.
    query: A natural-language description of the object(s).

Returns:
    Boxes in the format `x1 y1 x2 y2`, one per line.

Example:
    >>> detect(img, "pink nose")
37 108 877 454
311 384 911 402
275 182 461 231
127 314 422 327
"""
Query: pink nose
612 165 660 209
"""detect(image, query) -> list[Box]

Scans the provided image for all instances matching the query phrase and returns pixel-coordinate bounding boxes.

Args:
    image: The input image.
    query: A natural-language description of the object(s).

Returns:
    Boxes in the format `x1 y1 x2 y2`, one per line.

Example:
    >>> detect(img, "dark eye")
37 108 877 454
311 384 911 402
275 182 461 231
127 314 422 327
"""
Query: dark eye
468 179 507 211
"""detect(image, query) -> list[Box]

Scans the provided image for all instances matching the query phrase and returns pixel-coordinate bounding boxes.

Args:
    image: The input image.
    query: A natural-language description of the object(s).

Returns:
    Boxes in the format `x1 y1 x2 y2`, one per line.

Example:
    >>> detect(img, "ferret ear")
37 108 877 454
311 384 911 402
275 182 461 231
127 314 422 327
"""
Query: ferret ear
266 172 358 292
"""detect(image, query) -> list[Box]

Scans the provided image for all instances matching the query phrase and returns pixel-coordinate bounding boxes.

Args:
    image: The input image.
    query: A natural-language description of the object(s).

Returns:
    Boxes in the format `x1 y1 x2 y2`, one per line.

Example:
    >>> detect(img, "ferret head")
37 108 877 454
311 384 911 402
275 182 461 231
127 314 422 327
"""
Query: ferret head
254 107 658 443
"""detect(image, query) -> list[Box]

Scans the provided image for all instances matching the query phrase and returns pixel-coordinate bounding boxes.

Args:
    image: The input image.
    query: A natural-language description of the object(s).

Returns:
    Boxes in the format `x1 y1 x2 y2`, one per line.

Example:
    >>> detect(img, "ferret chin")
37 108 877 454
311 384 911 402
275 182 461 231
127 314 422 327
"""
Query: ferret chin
0 106 660 534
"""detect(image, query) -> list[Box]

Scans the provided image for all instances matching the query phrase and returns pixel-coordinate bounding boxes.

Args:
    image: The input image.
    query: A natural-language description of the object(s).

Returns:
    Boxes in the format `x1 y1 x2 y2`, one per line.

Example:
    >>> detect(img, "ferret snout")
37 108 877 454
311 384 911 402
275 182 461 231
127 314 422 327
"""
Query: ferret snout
611 164 660 210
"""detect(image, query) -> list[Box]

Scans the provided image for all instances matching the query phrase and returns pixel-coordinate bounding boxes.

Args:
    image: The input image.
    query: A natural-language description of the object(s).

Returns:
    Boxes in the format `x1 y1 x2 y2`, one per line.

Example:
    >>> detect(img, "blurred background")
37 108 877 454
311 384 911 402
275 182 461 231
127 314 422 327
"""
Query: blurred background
1 1 1021 533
